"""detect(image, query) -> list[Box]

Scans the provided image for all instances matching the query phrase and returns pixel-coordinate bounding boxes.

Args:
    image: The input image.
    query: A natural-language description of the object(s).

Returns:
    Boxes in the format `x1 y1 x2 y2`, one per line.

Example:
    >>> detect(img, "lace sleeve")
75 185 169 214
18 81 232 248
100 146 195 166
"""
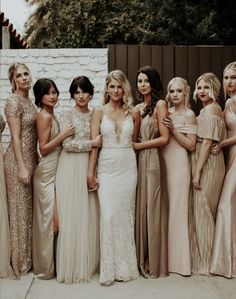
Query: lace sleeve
59 109 92 153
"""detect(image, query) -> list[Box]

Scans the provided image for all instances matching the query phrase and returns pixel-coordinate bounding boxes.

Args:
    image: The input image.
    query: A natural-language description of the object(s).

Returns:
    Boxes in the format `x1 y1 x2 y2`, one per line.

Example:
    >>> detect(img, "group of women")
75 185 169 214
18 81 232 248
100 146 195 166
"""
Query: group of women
0 61 235 285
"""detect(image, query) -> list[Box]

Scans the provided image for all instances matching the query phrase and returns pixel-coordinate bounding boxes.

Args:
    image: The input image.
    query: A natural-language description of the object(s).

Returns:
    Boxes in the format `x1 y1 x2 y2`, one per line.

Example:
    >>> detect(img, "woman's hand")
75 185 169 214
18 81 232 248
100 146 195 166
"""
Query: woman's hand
87 174 99 191
192 171 201 190
18 165 31 184
210 143 222 155
133 142 141 151
163 116 174 132
62 124 75 139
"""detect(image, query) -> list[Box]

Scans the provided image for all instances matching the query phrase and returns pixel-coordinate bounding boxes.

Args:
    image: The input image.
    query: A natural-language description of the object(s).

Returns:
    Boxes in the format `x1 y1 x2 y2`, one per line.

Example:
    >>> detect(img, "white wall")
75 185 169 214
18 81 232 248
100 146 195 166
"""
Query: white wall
0 48 108 148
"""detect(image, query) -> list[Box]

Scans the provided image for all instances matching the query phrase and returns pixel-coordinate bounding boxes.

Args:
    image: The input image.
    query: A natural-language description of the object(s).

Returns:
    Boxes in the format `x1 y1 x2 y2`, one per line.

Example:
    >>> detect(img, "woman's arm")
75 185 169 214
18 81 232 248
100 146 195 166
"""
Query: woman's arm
164 110 197 152
132 107 141 142
36 112 75 157
87 108 102 190
7 116 30 184
192 138 213 189
133 100 170 150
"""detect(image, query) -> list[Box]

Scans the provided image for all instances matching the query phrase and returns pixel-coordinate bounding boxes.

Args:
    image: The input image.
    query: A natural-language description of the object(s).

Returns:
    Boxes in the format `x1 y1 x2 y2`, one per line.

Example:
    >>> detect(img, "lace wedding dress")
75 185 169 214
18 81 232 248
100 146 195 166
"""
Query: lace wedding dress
97 113 139 285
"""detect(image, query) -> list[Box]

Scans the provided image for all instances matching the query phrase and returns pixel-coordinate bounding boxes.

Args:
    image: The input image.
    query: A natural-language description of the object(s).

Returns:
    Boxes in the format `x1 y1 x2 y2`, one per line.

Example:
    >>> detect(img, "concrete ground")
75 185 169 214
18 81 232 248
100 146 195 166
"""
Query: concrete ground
0 272 236 299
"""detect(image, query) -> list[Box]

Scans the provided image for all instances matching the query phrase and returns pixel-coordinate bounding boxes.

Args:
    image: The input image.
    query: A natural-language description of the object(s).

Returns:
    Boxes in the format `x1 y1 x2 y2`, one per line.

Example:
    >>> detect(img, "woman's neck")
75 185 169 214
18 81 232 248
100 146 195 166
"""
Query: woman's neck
15 89 29 100
143 94 152 105
173 102 186 113
108 99 123 110
74 105 89 113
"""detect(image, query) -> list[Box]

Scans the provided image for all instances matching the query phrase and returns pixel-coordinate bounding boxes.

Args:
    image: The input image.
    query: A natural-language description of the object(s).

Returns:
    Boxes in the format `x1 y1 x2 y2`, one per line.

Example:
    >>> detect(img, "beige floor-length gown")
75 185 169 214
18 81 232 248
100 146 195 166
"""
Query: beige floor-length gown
189 109 226 275
4 94 37 277
56 108 99 283
0 113 14 278
33 117 62 279
135 114 168 278
162 111 197 275
211 99 236 278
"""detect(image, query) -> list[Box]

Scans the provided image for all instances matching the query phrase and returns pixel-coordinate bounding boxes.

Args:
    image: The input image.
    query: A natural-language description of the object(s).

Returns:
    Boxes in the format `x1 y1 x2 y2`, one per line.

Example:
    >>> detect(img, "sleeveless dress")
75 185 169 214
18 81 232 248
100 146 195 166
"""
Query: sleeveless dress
33 117 62 279
211 99 236 278
135 114 168 278
56 108 99 283
189 109 226 275
0 114 14 278
4 94 37 277
97 113 139 285
162 112 197 275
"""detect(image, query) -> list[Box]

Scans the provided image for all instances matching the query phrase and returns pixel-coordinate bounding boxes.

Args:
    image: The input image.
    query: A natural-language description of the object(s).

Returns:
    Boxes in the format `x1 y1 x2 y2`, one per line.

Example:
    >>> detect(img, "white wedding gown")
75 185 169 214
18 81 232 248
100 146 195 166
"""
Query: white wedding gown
97 113 139 284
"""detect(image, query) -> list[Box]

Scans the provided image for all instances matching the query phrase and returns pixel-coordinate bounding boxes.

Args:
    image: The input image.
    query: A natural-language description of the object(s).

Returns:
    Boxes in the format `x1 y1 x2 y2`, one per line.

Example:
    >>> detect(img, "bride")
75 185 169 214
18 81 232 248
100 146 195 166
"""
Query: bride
88 70 140 285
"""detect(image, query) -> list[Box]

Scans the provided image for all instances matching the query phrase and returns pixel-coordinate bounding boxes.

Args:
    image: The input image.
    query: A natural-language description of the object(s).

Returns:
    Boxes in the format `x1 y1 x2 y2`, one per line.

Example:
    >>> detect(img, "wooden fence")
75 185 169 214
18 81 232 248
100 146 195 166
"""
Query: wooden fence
108 45 236 112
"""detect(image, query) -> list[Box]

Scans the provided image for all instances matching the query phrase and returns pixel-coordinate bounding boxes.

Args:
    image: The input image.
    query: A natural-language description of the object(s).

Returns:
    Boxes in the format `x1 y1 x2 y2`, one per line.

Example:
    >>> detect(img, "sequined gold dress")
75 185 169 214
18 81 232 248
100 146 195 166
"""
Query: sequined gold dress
33 117 62 279
56 108 99 283
0 113 14 278
189 109 226 275
4 94 37 277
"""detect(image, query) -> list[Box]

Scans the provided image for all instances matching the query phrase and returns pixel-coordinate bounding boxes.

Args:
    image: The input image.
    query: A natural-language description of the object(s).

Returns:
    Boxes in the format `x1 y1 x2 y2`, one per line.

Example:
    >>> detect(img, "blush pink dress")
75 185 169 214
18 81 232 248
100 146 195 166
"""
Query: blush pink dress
211 99 236 278
162 110 197 275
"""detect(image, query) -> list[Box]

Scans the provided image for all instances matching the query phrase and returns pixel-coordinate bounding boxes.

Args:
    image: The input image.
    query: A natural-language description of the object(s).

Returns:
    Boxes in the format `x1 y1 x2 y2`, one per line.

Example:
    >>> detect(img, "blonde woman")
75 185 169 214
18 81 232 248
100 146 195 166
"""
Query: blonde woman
211 62 236 278
189 73 226 275
162 77 197 276
88 70 140 285
4 63 37 277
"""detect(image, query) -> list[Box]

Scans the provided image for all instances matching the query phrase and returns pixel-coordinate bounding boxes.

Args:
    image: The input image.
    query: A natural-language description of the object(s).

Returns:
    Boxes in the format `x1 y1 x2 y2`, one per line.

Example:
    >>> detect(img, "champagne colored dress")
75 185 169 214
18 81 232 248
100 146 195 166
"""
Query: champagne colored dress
211 99 236 278
33 117 62 279
162 111 197 275
0 114 14 278
56 108 99 283
4 94 37 277
97 112 139 285
135 114 168 278
189 109 226 275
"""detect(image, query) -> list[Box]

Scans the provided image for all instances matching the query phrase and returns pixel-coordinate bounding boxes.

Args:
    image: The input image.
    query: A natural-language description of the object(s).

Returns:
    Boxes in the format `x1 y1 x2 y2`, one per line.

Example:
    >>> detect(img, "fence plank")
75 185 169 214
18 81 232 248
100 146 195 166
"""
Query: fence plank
127 45 139 101
162 46 174 93
199 47 211 74
139 45 151 68
175 46 188 79
114 45 128 75
151 45 163 80
107 45 115 72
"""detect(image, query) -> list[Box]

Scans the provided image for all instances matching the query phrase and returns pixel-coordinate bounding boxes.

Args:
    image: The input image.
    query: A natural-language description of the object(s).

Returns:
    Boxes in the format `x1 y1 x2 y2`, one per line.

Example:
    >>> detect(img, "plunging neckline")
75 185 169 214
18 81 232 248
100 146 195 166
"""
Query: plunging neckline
103 114 129 144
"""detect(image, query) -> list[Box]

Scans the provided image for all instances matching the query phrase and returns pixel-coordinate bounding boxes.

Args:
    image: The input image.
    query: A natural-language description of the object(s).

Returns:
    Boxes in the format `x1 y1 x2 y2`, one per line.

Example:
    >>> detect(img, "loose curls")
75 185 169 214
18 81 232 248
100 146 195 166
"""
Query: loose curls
193 72 220 103
104 70 133 115
136 65 163 118
223 61 236 99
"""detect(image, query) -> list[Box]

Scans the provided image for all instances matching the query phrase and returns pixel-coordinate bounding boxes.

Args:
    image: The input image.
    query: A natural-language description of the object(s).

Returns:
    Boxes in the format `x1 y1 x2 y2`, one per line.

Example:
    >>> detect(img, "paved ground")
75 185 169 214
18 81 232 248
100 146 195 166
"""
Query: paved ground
0 272 236 299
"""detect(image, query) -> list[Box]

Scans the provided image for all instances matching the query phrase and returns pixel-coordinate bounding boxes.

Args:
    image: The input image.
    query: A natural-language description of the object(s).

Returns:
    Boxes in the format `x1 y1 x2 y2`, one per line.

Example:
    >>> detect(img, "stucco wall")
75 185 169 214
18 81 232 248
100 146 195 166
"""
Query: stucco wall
0 48 108 148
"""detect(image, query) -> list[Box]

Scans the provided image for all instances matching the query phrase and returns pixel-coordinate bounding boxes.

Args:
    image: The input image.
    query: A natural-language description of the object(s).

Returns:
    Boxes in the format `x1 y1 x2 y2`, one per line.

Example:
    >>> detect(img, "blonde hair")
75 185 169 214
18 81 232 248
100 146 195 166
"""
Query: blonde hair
166 77 190 107
223 61 236 99
103 70 133 115
8 62 32 93
193 72 220 103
